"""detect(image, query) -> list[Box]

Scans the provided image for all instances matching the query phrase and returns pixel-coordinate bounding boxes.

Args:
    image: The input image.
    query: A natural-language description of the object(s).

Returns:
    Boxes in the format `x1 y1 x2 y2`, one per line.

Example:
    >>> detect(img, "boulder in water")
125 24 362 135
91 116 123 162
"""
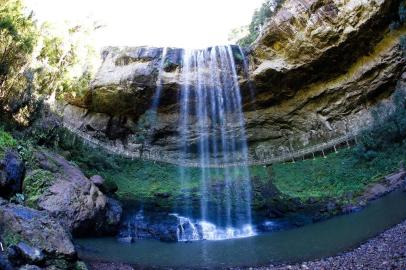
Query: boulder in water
119 211 179 242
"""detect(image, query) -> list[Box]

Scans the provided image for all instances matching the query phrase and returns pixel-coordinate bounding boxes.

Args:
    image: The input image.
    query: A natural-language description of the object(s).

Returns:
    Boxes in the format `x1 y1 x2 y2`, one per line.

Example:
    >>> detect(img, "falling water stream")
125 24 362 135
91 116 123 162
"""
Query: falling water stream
171 46 255 241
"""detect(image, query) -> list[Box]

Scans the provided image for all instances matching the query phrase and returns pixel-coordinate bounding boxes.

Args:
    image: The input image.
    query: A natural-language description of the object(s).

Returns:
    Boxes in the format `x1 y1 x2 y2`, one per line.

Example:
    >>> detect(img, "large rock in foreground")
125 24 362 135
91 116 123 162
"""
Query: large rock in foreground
23 150 122 236
0 199 76 260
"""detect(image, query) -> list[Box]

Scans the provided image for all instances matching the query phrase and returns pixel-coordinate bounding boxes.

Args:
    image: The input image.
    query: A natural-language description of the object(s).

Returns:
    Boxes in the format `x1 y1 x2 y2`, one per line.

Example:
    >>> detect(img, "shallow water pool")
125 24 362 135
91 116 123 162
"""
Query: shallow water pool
76 190 406 269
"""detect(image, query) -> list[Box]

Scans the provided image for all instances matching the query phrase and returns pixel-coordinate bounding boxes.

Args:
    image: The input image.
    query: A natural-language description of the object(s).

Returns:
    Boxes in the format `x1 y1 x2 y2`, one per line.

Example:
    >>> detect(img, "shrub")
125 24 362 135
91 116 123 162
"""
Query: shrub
357 88 406 156
0 128 16 157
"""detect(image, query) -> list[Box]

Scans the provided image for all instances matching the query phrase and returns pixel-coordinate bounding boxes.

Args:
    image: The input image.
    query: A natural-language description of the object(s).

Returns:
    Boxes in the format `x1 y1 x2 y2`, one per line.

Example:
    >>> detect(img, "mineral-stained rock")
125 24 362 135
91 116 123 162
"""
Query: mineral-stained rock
0 150 25 198
24 150 122 236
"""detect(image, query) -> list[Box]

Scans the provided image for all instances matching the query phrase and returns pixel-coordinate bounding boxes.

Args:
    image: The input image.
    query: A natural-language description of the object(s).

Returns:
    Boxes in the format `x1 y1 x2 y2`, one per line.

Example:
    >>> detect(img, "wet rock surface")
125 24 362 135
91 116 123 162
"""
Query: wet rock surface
119 211 179 242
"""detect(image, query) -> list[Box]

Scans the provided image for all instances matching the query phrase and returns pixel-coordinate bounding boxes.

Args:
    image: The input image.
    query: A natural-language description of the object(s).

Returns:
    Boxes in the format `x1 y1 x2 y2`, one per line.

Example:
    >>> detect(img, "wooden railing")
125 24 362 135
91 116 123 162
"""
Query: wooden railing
62 122 356 168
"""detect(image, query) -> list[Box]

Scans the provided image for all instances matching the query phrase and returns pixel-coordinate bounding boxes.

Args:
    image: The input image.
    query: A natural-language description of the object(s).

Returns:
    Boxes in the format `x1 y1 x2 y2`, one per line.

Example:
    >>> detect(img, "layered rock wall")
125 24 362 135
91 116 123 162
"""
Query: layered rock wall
62 0 406 159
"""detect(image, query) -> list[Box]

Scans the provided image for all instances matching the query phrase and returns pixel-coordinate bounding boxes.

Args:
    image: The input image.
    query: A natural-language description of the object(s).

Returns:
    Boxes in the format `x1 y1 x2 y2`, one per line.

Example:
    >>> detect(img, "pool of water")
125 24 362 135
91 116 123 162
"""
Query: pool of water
76 190 406 269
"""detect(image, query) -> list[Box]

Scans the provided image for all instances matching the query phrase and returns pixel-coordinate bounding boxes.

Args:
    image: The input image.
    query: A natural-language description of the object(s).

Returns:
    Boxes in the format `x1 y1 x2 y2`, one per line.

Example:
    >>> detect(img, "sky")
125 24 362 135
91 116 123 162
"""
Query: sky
24 0 264 49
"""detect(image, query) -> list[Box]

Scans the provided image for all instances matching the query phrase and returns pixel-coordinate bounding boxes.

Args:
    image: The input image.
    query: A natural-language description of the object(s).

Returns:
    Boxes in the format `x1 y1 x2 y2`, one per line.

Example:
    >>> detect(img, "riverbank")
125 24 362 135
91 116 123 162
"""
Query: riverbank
261 218 406 270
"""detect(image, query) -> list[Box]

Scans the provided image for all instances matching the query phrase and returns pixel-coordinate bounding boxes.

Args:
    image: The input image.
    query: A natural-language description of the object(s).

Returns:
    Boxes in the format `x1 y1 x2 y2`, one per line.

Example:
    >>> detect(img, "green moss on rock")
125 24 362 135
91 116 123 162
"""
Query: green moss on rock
23 169 55 208
1 230 23 247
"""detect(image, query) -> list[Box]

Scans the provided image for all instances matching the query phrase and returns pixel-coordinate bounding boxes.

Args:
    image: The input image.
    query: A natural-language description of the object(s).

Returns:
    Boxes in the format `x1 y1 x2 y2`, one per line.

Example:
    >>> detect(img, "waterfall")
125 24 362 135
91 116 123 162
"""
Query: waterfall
174 45 255 240
150 47 168 113
238 46 256 103
171 214 256 242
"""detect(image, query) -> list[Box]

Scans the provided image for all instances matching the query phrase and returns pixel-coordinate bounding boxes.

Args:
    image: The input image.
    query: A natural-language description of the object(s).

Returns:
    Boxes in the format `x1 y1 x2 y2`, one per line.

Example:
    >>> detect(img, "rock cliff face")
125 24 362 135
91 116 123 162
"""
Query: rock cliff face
63 0 406 159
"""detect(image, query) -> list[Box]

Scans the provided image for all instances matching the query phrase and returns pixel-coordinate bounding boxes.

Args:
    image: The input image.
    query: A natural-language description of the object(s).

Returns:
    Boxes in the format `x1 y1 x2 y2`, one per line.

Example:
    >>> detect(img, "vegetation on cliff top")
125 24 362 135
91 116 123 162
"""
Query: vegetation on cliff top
229 0 283 47
0 0 96 126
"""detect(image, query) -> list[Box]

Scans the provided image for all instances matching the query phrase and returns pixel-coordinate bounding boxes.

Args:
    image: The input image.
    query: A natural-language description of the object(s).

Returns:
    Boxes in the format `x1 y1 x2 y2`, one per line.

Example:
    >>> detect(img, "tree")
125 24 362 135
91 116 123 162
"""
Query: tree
0 0 98 125
232 0 283 47
0 0 38 112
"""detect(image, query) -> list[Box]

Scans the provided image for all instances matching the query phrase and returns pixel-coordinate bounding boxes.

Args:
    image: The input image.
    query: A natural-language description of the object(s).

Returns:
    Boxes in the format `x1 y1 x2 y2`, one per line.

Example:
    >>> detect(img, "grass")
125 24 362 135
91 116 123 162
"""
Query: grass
271 143 406 203
83 155 270 208
58 124 406 210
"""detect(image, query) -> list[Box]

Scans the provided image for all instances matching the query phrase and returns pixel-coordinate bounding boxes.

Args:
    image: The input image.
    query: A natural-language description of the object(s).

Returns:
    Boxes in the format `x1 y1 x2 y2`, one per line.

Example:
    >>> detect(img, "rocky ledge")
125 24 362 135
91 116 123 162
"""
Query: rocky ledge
62 0 406 159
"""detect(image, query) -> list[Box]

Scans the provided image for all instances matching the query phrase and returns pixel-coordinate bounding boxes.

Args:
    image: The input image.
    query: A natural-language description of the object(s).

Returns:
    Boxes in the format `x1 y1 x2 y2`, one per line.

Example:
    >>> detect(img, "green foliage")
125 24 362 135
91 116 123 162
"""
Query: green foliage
0 128 16 157
1 230 22 247
0 0 97 125
271 146 405 202
84 159 270 209
233 0 283 47
55 130 271 208
57 127 121 173
355 89 406 158
17 140 36 167
0 0 39 114
0 128 16 149
34 25 94 100
23 169 55 208
271 88 406 203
